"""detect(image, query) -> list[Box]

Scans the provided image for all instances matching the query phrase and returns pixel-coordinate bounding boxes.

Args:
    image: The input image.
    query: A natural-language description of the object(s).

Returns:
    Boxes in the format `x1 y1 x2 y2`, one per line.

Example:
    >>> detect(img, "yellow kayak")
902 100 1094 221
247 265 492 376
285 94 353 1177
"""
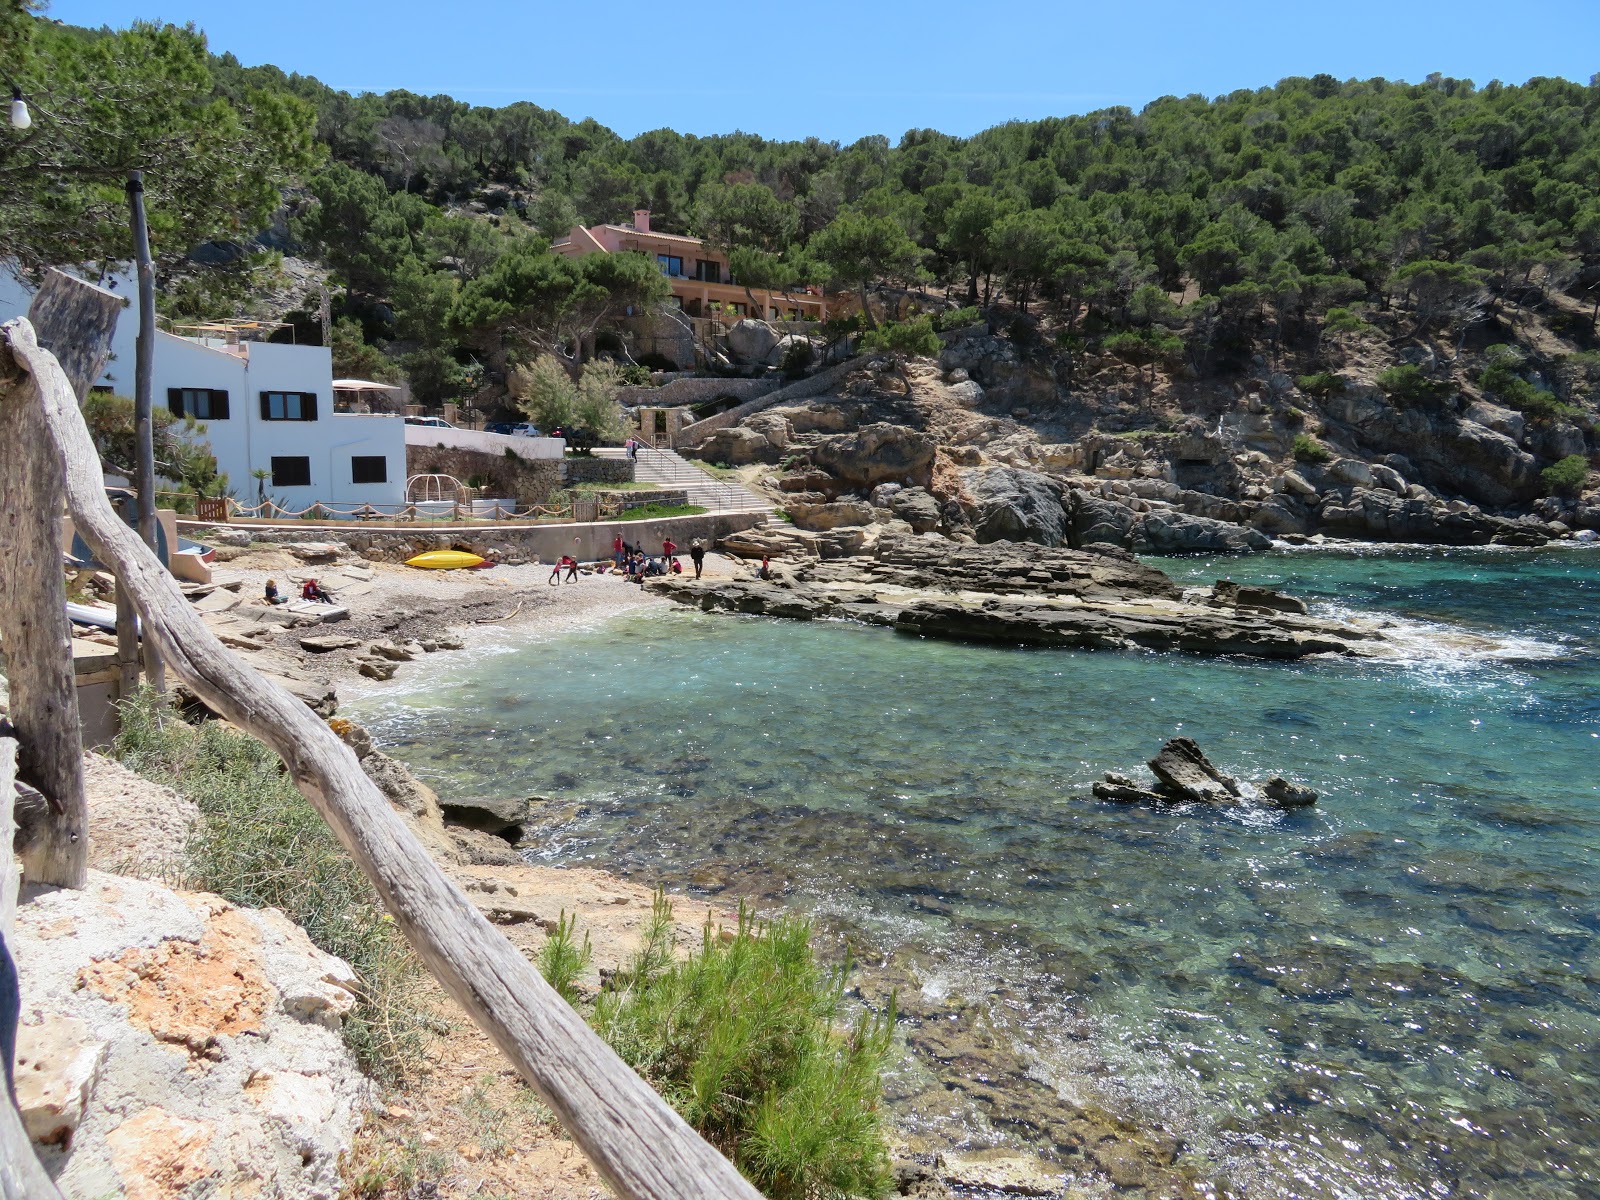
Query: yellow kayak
405 550 488 570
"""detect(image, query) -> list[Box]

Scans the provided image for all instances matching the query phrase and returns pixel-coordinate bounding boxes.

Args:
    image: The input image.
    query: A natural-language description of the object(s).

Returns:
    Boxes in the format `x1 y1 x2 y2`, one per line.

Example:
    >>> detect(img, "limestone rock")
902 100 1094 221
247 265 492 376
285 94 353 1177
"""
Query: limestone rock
283 542 342 563
1067 490 1138 548
946 379 985 407
298 634 359 653
694 425 780 466
12 874 368 1199
439 795 533 837
1148 737 1242 803
742 412 794 450
1262 776 1320 807
962 466 1067 546
14 1015 108 1146
724 318 780 364
888 487 942 533
1464 400 1526 443
356 657 397 681
1327 457 1373 487
811 423 936 490
1137 510 1271 554
787 500 875 532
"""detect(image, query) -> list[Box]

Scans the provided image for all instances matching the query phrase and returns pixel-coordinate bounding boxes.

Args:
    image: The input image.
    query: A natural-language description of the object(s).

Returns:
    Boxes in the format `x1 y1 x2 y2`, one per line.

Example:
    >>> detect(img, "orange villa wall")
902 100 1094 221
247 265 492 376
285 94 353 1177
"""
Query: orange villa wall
553 211 828 322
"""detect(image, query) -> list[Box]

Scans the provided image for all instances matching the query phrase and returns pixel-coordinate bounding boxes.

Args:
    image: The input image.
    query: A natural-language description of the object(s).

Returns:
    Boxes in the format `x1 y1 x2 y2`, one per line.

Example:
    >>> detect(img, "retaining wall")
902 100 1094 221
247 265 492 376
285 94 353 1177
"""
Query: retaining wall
405 445 563 505
182 509 766 565
618 377 779 409
404 426 565 459
563 457 635 485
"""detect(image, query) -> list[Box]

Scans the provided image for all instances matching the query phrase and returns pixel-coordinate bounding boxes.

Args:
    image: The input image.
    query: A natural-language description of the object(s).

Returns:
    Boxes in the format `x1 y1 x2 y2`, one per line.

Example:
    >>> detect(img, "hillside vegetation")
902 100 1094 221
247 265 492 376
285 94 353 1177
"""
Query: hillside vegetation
6 14 1598 453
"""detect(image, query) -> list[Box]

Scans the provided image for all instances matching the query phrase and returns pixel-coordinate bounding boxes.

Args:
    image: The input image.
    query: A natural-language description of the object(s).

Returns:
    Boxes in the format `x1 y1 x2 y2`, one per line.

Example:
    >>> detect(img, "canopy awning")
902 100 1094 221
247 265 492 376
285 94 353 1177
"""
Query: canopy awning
332 378 402 390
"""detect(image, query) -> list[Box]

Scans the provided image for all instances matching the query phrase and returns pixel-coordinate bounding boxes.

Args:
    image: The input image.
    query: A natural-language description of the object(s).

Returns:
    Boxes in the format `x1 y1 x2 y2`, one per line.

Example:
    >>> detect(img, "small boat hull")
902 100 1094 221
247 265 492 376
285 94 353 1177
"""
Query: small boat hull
405 551 488 570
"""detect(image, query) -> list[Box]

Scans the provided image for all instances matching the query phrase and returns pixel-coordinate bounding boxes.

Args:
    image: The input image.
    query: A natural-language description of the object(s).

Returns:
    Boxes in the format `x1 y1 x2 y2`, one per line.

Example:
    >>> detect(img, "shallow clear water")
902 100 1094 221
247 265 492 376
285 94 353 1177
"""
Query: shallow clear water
351 548 1600 1199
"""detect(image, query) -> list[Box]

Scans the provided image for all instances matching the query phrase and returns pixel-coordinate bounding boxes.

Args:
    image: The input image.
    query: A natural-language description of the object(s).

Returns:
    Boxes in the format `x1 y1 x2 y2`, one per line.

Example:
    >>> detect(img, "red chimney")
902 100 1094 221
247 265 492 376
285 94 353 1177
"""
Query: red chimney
632 209 651 233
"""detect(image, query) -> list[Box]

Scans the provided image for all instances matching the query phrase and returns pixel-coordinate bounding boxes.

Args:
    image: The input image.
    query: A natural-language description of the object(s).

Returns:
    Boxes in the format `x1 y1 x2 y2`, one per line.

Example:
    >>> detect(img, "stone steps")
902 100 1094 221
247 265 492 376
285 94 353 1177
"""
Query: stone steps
593 447 775 514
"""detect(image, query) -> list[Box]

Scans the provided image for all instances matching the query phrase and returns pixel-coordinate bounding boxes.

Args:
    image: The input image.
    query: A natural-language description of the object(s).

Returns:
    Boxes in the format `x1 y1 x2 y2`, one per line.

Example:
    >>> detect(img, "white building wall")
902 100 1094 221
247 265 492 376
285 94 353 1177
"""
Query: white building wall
1 266 406 511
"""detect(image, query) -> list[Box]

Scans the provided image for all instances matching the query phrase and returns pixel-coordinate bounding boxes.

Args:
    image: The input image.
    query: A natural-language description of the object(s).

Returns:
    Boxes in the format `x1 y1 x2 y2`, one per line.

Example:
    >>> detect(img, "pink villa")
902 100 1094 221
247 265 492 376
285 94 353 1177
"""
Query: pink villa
551 210 828 322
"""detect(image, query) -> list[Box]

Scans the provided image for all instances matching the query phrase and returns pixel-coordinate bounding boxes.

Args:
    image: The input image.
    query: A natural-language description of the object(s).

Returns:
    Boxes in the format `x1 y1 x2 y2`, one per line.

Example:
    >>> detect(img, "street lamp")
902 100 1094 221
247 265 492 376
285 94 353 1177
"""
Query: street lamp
9 86 30 131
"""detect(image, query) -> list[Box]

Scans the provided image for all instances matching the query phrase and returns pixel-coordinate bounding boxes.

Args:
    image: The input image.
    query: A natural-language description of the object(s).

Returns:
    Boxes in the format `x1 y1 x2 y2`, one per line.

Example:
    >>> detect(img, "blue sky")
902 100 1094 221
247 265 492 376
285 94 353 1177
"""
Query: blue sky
50 0 1600 143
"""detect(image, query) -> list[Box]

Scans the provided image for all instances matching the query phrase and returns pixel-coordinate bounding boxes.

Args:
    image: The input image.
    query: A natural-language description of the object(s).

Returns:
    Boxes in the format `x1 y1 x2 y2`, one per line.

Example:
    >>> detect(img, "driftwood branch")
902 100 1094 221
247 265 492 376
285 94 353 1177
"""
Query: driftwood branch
0 272 119 890
21 282 763 1199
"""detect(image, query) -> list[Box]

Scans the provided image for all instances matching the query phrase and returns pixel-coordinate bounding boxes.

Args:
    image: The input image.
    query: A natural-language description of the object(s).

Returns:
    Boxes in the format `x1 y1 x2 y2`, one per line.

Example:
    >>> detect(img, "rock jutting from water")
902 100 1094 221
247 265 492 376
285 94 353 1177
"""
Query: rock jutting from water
1091 736 1320 807
650 534 1385 661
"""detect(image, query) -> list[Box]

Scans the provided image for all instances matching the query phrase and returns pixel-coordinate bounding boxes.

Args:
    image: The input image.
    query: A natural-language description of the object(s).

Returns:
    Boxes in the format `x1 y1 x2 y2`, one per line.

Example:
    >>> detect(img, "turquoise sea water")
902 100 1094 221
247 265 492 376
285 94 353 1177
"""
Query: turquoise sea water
350 548 1599 1199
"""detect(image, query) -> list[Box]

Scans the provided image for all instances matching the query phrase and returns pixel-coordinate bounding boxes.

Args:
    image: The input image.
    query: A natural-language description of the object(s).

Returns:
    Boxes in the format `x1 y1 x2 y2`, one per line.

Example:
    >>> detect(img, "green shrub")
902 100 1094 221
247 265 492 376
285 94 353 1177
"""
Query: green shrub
1481 357 1576 420
859 314 941 359
1541 454 1590 496
1377 364 1450 405
932 305 980 332
1322 307 1369 334
616 502 708 521
1295 372 1346 397
1292 433 1333 463
544 894 894 1200
112 692 426 1085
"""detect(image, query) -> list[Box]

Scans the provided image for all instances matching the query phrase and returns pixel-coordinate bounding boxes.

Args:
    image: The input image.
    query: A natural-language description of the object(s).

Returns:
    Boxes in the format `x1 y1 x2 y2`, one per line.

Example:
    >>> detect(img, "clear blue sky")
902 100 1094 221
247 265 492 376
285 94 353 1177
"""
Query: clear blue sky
48 0 1600 144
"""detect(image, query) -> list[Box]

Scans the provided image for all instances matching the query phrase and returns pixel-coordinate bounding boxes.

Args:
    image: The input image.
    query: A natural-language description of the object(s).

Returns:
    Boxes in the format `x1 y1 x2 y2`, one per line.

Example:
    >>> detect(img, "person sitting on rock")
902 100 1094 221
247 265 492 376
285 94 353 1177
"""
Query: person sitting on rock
264 579 287 605
301 579 331 603
757 556 773 581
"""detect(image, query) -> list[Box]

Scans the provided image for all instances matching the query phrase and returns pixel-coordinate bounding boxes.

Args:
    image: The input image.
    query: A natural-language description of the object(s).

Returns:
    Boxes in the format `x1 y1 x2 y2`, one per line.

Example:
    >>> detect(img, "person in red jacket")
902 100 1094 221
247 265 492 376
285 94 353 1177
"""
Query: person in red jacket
662 536 677 560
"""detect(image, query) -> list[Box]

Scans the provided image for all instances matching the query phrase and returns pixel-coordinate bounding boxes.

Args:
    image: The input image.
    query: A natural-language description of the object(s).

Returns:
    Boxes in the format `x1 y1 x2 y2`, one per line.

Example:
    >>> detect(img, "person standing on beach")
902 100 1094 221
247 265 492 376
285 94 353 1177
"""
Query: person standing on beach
689 538 705 579
662 536 677 562
612 533 625 566
565 555 580 583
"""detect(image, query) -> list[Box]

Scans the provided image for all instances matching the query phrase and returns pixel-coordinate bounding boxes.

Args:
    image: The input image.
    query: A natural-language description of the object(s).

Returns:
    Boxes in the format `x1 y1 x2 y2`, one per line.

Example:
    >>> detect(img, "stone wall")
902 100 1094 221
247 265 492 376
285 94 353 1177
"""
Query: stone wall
405 445 562 506
563 456 635 485
618 377 779 409
183 510 768 565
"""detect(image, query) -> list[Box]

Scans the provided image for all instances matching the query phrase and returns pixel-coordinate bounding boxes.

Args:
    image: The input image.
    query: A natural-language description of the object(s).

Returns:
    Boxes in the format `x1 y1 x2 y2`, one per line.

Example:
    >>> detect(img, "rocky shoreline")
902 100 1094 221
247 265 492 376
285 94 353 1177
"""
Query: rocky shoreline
647 533 1385 660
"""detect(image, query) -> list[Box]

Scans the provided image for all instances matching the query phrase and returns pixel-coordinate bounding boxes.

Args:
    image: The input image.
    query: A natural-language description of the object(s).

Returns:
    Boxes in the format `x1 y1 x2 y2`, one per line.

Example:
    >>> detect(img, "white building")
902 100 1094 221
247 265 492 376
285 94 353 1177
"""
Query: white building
0 268 406 512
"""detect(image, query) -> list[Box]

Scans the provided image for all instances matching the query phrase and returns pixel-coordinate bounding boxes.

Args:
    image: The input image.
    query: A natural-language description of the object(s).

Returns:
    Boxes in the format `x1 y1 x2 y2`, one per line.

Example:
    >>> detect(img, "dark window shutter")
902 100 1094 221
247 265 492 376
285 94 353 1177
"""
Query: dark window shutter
212 390 230 420
304 392 318 421
168 388 185 417
260 391 271 420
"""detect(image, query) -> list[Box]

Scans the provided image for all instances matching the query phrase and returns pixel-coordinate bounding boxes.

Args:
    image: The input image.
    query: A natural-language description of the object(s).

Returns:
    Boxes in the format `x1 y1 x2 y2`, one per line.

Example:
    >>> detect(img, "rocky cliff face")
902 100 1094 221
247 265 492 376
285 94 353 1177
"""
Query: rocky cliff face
692 336 1597 552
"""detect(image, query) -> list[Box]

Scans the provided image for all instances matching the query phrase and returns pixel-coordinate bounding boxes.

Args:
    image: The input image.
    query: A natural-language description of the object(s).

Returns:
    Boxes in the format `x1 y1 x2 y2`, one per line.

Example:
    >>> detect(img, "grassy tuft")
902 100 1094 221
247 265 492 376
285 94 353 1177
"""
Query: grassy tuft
112 691 427 1085
1291 433 1333 464
545 892 895 1200
616 502 709 521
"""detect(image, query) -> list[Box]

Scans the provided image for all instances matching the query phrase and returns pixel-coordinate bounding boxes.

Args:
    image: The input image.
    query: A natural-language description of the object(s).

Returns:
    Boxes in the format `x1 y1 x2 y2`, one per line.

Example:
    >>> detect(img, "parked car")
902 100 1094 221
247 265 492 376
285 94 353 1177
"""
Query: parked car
509 422 543 437
403 415 455 429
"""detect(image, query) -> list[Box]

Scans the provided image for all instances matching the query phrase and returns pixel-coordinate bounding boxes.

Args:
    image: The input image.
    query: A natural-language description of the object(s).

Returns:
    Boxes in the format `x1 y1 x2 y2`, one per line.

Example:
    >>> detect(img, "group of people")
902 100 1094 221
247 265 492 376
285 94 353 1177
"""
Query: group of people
264 578 332 605
607 533 708 582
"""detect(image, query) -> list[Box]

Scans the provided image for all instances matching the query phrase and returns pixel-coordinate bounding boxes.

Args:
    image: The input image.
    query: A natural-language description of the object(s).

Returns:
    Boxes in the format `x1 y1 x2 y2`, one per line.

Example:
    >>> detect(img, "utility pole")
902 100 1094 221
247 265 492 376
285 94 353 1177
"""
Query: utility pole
125 170 164 691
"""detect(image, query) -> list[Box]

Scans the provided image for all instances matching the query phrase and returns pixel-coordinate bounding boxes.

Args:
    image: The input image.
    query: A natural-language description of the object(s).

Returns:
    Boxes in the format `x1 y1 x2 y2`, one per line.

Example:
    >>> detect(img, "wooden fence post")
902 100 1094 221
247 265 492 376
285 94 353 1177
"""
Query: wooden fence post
0 274 121 889
16 276 766 1200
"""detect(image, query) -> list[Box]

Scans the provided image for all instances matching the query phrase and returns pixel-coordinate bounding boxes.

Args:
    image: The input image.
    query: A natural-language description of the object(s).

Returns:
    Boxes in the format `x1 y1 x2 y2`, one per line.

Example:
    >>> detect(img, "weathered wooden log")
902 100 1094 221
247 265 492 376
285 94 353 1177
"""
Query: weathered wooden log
0 272 120 889
15 307 764 1198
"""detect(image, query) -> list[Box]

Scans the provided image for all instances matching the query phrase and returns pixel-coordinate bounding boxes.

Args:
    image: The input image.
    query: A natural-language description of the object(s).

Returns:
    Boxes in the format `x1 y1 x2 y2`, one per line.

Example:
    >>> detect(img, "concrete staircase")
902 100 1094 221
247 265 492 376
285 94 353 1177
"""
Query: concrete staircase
592 447 775 515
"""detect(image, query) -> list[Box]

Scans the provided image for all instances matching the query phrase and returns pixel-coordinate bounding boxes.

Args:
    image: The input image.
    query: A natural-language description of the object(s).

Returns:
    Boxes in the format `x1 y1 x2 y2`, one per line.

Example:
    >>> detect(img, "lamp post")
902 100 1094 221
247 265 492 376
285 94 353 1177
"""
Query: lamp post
124 170 164 691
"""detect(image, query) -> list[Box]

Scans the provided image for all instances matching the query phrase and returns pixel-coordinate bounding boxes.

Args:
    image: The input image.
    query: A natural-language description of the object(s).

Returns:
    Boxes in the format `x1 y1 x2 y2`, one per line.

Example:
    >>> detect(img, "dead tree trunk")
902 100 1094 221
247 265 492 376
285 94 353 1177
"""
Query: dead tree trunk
20 276 765 1200
0 272 122 888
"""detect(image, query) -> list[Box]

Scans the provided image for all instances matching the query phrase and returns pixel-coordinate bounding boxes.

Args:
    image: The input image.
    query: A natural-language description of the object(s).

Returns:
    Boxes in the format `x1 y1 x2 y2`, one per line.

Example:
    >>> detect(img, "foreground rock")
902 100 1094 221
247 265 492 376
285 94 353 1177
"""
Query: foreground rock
13 873 368 1199
651 535 1382 661
1092 737 1320 807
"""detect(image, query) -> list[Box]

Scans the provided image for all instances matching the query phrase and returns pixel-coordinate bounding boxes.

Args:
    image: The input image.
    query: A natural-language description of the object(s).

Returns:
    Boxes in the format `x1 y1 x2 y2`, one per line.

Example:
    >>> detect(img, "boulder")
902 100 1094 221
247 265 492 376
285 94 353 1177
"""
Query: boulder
694 426 780 466
1148 737 1242 803
811 423 936 490
298 634 359 654
787 500 875 532
1251 497 1310 536
947 379 986 407
1327 458 1373 487
1067 490 1138 549
1439 419 1542 506
1262 777 1319 808
1137 510 1271 554
742 412 794 450
888 487 943 533
1210 579 1309 615
869 482 903 506
1368 463 1408 494
1278 470 1319 498
725 318 781 364
13 874 367 1198
283 542 342 563
1465 400 1526 443
962 466 1068 546
1532 420 1588 461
